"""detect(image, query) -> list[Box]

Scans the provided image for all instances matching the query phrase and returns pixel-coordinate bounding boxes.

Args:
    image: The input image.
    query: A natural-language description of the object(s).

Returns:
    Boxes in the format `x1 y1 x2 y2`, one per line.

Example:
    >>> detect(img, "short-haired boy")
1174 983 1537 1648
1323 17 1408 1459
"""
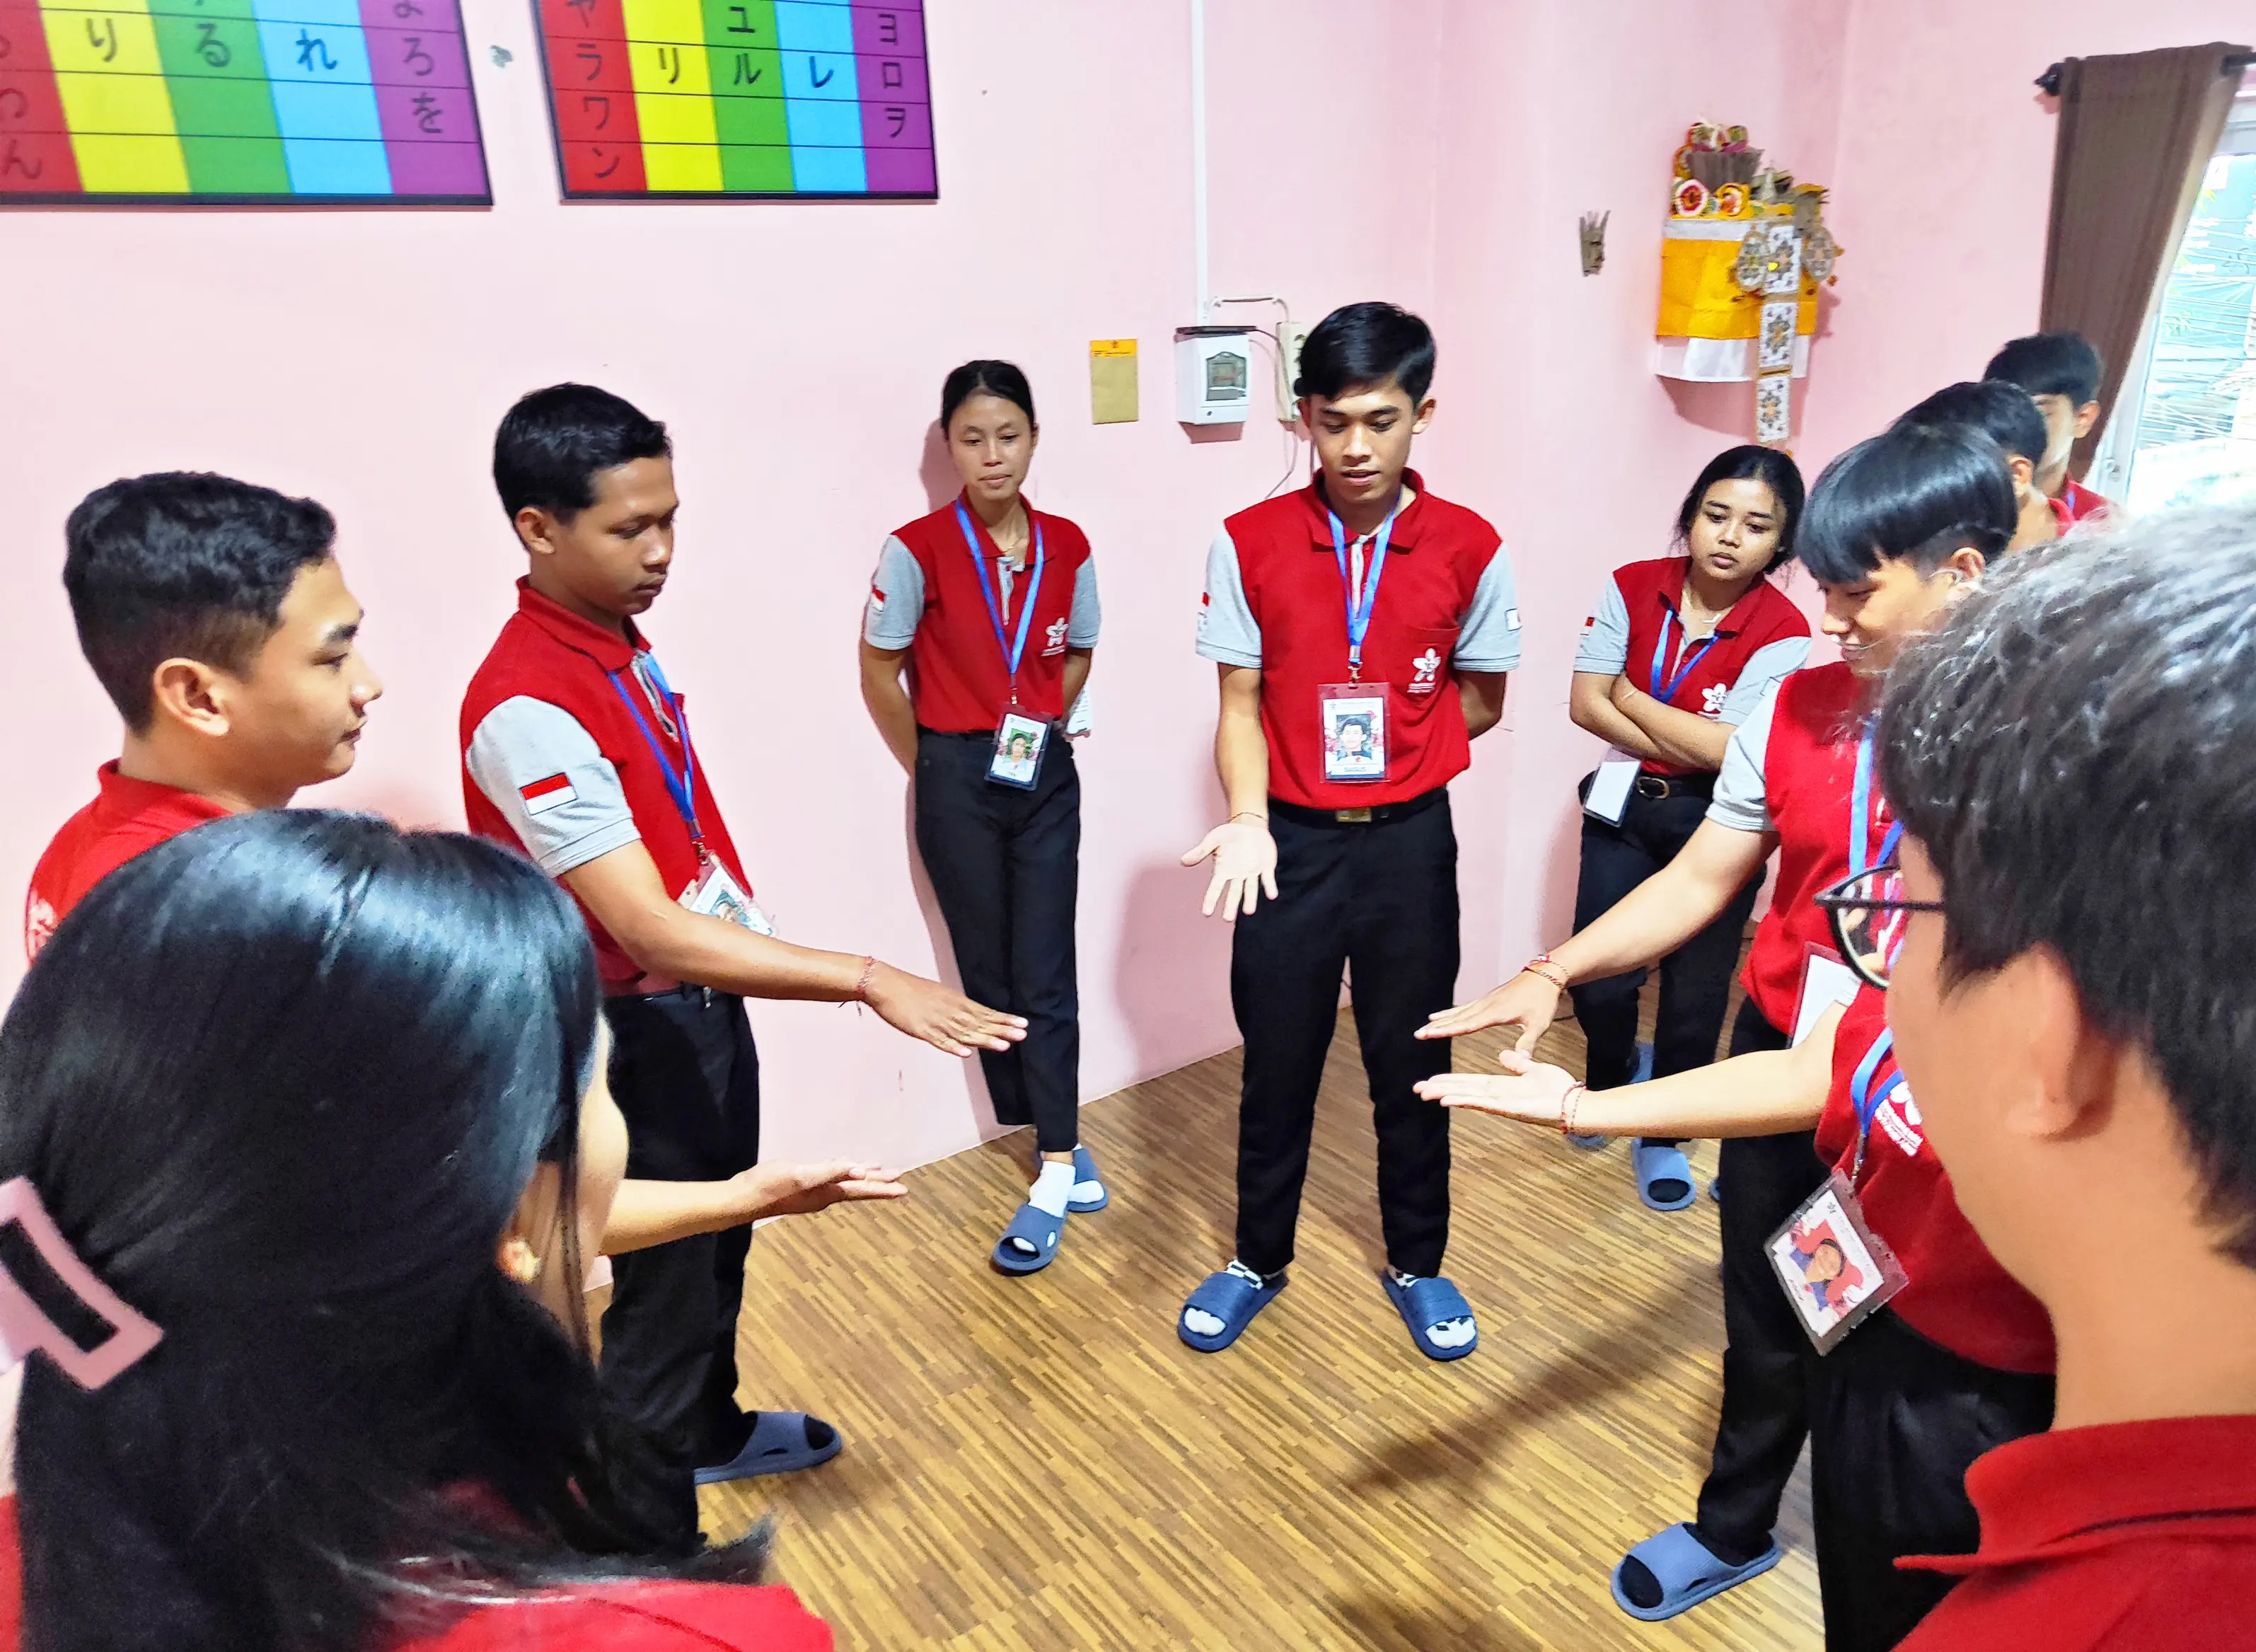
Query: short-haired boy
463 384 1022 1540
1897 379 2061 550
1178 302 1520 1358
1983 330 2110 521
27 472 381 957
1882 508 2256 1651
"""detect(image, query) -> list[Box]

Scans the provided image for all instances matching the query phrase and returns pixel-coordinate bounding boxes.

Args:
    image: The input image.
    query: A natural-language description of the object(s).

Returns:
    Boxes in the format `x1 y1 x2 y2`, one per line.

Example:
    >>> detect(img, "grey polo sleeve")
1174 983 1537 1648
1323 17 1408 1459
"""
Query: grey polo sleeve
1573 574 1633 674
1195 526 1263 667
466 695 642 878
1068 558 1101 647
1706 679 1781 834
1717 636 1812 724
861 536 925 649
1454 545 1523 671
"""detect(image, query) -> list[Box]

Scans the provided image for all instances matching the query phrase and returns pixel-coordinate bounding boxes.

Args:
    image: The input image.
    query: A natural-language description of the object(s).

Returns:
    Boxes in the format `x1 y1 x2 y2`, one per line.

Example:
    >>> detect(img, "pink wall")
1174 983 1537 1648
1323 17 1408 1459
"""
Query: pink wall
1 0 2243 1169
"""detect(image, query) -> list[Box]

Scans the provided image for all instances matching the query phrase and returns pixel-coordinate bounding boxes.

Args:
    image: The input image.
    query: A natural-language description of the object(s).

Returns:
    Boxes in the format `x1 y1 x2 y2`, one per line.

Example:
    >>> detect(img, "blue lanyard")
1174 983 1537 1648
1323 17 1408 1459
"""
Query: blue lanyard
607 652 704 853
1848 1024 1904 1182
1329 495 1404 678
954 501 1044 700
1851 728 1904 877
1649 608 1720 704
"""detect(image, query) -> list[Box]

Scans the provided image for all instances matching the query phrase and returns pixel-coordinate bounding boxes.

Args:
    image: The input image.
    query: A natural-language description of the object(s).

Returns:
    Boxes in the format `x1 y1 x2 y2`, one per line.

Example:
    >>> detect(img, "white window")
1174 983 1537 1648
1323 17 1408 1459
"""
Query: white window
2095 71 2256 512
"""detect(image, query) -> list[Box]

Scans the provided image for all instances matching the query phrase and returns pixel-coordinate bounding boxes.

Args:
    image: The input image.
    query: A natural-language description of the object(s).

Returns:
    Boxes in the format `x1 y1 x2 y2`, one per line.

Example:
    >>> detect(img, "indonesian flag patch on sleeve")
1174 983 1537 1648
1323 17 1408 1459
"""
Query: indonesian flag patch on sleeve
520 773 577 816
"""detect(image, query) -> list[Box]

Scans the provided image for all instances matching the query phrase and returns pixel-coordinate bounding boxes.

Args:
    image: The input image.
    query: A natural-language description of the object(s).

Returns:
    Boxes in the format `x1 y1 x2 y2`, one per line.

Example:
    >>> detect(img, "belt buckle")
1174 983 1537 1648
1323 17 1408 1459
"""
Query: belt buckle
1335 807 1373 824
1634 775 1669 800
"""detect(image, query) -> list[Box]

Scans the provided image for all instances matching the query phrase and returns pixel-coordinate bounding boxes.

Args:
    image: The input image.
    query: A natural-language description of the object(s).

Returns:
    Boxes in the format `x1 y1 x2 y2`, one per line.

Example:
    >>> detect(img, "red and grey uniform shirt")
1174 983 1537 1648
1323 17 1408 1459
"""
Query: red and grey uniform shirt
1572 555 1811 776
1195 470 1521 811
1817 988 2054 1375
460 579 753 990
23 763 231 961
2059 475 2111 524
1896 1415 2256 1652
862 495 1099 734
1704 660 1878 1034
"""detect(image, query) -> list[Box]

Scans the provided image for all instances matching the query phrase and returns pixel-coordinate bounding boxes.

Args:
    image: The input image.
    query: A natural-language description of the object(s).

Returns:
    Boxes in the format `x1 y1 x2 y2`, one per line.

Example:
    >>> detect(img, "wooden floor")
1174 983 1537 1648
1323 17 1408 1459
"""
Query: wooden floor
690 1000 1820 1650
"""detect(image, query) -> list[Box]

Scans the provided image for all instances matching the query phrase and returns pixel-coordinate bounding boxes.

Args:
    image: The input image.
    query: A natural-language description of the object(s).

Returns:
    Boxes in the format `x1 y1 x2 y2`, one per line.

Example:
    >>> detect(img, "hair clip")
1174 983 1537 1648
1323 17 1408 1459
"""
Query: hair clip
0 1178 162 1390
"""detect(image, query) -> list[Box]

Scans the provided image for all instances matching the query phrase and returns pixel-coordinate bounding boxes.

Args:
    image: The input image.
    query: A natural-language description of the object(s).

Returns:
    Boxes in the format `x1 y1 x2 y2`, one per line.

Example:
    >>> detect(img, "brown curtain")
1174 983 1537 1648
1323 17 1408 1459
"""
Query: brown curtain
2041 42 2248 481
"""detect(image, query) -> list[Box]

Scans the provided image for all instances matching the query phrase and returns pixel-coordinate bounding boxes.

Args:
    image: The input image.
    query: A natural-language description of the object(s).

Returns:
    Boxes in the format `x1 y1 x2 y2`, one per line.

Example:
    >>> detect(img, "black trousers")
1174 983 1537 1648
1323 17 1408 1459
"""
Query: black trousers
1568 773 1762 1149
1230 791 1459 1279
1694 1000 1828 1553
913 727 1082 1155
598 987 763 1541
1807 1310 2054 1652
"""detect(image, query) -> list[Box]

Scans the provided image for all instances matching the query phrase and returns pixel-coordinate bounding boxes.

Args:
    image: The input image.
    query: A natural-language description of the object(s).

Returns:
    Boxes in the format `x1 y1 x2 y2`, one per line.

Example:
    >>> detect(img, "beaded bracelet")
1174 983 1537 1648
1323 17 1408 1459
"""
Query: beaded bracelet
1560 1082 1589 1136
853 956 877 1003
1523 953 1570 990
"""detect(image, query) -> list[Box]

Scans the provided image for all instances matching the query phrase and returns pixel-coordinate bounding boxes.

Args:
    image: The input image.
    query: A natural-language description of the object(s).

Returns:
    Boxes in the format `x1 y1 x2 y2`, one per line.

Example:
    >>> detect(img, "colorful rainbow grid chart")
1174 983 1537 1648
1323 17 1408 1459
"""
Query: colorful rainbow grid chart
0 0 489 202
534 0 934 199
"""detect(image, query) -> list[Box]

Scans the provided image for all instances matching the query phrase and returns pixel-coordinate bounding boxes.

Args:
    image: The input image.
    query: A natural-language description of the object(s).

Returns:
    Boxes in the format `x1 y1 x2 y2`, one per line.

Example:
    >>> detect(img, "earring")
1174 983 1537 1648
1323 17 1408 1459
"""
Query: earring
499 1237 543 1286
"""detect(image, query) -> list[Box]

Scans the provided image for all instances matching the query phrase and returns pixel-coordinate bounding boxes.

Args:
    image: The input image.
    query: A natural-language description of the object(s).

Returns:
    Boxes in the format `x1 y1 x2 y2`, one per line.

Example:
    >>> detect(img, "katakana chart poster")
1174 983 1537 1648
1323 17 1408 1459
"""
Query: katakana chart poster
0 0 490 204
534 0 934 200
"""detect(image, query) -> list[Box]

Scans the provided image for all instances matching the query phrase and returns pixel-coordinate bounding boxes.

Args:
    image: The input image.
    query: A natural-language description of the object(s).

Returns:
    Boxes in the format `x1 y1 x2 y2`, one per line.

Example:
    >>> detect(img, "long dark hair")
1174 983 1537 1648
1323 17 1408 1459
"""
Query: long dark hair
1 811 763 1652
1672 444 1807 570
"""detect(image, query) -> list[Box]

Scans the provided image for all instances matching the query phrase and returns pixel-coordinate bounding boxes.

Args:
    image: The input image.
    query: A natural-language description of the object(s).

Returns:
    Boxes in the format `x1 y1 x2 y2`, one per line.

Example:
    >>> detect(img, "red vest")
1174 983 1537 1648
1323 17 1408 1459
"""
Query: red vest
460 581 751 987
1605 557 1810 776
1223 472 1505 809
1742 661 1882 1032
1817 990 2054 1374
891 495 1091 732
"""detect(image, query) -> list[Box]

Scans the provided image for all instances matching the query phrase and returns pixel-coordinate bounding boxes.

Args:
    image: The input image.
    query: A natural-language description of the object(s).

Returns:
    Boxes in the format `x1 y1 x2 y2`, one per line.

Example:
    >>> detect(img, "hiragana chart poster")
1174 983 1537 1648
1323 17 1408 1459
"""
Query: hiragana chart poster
533 0 934 200
0 0 490 203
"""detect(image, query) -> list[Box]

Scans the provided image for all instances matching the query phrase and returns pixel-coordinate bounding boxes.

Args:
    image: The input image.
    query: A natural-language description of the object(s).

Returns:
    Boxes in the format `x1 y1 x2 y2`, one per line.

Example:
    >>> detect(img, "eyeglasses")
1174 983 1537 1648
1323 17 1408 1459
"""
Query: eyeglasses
1812 865 1945 990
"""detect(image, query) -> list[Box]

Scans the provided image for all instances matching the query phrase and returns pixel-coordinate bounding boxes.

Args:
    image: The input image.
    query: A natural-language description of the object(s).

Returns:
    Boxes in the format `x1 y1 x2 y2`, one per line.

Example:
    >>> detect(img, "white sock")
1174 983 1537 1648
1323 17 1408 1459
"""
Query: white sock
1071 1156 1105 1203
1028 1160 1075 1219
1184 1259 1272 1336
1390 1268 1476 1349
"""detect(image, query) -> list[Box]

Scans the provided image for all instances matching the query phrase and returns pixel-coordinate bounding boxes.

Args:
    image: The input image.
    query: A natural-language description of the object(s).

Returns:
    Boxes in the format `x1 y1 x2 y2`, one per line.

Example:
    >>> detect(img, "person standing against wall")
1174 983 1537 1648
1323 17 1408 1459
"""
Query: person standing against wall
860 362 1105 1275
1177 302 1520 1360
1565 446 1810 1212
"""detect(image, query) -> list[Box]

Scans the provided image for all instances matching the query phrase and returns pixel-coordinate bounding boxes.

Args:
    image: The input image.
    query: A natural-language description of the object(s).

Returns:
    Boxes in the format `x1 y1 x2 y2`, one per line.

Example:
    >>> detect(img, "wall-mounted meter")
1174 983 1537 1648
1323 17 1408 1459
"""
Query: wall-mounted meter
1176 326 1254 424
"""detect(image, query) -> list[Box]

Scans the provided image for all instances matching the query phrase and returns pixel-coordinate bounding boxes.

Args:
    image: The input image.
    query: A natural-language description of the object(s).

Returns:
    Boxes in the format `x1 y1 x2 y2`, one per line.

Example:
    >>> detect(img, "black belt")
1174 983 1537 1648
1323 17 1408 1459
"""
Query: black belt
1633 771 1715 801
1268 787 1446 828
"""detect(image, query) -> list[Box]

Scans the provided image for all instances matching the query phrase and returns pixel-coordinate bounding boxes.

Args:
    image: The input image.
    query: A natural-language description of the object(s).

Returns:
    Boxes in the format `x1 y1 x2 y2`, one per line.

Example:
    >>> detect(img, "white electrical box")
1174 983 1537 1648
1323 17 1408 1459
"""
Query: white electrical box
1176 327 1254 424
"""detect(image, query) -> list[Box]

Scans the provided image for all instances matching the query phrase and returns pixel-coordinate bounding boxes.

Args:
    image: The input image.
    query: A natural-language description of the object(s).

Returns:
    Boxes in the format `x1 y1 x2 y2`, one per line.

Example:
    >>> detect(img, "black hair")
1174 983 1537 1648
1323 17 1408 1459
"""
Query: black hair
1879 507 2256 1268
1672 444 1807 570
2 811 765 1652
939 360 1036 433
1796 423 2017 584
63 473 337 734
1983 331 2105 407
1294 301 1436 404
1897 380 2050 469
493 384 671 523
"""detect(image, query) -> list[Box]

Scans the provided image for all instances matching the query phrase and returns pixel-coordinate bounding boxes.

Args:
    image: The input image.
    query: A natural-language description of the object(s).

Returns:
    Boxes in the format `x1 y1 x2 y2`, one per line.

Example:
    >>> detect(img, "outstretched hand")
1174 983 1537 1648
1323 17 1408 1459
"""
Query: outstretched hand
864 964 1026 1056
1414 1054 1578 1125
1416 970 1563 1051
736 1161 907 1219
1181 819 1279 920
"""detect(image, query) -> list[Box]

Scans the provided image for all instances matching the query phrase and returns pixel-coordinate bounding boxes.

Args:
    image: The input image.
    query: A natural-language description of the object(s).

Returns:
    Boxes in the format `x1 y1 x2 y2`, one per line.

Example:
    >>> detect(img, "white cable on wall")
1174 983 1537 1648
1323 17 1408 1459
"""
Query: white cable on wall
1190 0 1210 322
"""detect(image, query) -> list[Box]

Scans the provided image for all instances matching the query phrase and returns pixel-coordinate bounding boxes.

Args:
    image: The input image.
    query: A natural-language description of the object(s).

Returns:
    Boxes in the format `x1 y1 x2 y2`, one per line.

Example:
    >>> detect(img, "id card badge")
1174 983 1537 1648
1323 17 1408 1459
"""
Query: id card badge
1319 683 1389 783
989 711 1048 789
1793 945 1863 1046
1766 1170 1909 1353
681 856 775 936
1584 749 1641 825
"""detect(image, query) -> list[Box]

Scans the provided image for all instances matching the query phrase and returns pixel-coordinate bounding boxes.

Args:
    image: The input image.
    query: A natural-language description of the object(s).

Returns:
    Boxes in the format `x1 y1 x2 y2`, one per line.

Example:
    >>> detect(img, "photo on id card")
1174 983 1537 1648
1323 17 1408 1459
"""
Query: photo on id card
683 857 775 936
1319 686 1387 782
1766 1172 1907 1353
989 712 1048 789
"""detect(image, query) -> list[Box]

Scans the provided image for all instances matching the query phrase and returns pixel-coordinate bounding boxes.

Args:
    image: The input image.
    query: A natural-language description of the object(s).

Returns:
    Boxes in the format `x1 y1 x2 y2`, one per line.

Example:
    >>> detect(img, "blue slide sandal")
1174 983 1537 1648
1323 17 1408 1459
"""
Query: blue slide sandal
1570 1041 1651 1150
991 1201 1065 1274
693 1411 843 1485
1632 1138 1698 1211
1178 1268 1285 1353
1610 1524 1781 1621
1066 1144 1109 1213
1383 1273 1479 1361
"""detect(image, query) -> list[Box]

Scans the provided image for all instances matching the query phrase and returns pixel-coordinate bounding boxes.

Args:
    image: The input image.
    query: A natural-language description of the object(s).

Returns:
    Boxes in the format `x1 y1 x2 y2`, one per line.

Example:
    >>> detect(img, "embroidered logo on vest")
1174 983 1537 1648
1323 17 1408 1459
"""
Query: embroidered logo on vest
1408 647 1443 694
